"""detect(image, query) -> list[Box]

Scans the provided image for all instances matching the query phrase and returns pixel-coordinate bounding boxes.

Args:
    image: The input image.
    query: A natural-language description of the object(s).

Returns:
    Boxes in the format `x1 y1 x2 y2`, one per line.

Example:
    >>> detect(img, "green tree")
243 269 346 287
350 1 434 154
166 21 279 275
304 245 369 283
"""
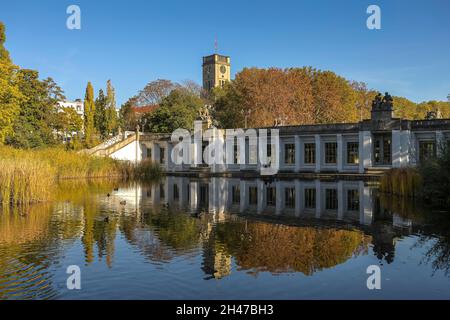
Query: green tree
95 89 107 137
83 82 96 146
6 70 61 148
0 22 23 144
143 88 203 133
105 80 118 136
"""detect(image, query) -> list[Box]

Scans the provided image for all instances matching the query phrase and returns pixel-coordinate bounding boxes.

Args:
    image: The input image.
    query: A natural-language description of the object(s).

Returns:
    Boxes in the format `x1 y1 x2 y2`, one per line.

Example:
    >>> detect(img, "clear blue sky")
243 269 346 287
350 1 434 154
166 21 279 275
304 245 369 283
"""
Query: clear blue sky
1 0 450 105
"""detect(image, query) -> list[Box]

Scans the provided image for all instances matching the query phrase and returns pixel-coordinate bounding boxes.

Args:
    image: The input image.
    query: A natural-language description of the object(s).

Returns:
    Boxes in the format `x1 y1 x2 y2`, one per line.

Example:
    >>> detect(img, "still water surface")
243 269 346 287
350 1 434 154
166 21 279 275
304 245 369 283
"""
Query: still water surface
0 177 450 300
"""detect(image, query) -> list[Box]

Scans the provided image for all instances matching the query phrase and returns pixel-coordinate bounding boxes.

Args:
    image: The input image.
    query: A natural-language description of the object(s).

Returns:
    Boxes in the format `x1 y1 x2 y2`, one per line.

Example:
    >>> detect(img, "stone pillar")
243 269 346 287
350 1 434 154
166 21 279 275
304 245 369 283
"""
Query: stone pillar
361 184 373 225
167 177 174 203
410 132 418 166
257 179 265 214
359 131 372 173
400 130 412 167
315 135 321 173
437 131 445 157
190 182 198 211
275 181 282 215
295 135 301 172
337 181 344 220
209 179 216 214
239 180 247 213
193 137 203 167
225 135 234 170
294 180 302 217
167 142 173 171
152 143 160 165
337 134 343 172
392 130 401 168
315 180 322 218
179 177 187 207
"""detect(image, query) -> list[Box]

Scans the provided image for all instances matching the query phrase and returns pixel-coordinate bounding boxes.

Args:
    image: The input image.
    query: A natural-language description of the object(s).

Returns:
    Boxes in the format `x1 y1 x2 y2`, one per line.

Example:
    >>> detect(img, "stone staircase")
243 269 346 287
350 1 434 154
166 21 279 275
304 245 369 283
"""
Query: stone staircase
82 131 137 157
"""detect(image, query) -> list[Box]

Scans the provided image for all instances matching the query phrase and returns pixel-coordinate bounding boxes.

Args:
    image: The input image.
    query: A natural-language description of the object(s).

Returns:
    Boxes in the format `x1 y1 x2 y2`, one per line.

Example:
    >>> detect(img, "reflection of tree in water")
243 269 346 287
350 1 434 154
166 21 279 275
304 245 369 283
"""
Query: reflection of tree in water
119 208 207 264
214 219 371 276
380 193 450 276
0 204 61 299
413 215 450 277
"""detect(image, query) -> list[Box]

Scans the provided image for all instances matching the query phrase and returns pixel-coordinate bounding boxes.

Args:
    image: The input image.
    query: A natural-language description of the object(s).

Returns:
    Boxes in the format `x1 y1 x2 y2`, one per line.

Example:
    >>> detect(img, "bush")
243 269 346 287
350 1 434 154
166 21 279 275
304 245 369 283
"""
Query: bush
419 144 450 207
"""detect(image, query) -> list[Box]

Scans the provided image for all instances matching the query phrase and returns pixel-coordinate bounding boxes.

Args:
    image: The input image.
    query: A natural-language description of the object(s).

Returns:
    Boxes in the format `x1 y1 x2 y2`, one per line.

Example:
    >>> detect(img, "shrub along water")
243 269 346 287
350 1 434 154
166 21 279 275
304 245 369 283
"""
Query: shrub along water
380 145 450 208
0 146 161 206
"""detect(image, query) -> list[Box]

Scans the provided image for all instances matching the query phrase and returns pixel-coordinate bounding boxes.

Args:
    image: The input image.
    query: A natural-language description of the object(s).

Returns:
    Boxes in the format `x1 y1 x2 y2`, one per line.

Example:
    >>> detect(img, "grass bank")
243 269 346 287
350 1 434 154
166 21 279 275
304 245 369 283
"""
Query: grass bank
0 146 161 206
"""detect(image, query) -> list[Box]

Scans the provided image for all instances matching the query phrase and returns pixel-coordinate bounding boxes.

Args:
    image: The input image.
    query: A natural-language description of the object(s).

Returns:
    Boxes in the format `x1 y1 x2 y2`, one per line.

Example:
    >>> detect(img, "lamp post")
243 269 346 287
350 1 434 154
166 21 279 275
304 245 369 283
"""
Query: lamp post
241 109 252 129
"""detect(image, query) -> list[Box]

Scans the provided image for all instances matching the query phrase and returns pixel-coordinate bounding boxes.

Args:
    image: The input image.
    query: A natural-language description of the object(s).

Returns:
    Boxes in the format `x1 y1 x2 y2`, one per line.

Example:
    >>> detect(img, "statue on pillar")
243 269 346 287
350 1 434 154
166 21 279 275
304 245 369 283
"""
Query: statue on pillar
371 91 394 123
381 92 393 111
372 92 383 110
198 105 213 129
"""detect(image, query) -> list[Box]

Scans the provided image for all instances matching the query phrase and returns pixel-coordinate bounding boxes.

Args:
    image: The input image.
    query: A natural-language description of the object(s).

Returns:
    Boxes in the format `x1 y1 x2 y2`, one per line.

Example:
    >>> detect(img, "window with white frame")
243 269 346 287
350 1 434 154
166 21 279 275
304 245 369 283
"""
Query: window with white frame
285 187 295 208
304 188 316 209
325 142 337 164
304 143 315 164
284 143 295 164
347 142 359 164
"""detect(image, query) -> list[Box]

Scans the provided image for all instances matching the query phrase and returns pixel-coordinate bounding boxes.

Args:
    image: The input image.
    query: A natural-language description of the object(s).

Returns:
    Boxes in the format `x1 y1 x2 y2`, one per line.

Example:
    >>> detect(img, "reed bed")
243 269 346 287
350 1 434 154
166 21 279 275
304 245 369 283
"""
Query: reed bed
0 146 161 206
379 168 422 198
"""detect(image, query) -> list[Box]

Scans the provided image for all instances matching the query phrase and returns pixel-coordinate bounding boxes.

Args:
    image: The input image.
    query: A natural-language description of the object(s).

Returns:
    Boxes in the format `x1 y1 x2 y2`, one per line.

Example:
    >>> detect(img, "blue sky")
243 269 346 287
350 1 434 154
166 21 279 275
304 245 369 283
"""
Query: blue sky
1 0 450 105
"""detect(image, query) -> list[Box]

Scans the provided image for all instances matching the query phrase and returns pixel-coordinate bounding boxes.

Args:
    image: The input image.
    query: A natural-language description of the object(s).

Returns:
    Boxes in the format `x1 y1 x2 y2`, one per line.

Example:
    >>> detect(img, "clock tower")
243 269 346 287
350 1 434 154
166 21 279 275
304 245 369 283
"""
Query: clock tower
202 54 231 91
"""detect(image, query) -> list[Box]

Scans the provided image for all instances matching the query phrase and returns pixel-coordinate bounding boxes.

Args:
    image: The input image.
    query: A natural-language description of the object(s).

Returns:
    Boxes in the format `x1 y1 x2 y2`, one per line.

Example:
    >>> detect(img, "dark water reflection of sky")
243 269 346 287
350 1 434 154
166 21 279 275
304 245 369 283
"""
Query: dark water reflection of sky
0 177 450 300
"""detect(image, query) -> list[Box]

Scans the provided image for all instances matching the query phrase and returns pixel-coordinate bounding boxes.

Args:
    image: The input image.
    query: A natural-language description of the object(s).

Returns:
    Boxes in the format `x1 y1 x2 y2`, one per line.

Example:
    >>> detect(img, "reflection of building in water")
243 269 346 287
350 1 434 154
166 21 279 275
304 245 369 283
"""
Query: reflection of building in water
129 177 414 266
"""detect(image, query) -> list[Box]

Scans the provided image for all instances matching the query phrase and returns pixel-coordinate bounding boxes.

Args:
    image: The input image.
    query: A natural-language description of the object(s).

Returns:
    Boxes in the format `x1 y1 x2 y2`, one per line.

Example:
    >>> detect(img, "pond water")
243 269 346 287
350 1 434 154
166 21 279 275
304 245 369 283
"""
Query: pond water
0 176 449 300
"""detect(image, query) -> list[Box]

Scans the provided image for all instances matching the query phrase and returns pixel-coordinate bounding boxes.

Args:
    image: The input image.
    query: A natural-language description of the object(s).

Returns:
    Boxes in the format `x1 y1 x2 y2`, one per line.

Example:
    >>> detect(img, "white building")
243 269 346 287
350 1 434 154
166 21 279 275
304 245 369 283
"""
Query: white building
57 100 84 118
88 94 450 177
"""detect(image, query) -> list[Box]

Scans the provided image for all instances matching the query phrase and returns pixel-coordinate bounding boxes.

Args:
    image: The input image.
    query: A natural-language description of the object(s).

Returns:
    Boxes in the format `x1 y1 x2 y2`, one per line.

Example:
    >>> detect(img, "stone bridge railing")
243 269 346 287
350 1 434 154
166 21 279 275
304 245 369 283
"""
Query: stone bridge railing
82 131 137 157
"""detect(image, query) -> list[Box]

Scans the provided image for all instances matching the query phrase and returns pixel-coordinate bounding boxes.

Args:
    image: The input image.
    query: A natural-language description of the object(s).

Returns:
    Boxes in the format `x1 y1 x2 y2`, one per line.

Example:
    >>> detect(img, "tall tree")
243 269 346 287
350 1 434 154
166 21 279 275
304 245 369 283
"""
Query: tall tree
105 80 118 136
95 89 107 137
7 70 61 148
0 22 23 144
0 22 10 62
135 79 179 106
83 82 96 146
119 97 138 131
143 88 204 133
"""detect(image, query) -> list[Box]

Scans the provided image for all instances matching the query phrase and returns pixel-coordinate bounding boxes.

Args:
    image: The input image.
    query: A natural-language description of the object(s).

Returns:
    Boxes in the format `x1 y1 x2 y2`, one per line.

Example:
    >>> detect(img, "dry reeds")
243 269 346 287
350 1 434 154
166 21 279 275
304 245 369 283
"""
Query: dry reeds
379 168 422 198
0 146 161 205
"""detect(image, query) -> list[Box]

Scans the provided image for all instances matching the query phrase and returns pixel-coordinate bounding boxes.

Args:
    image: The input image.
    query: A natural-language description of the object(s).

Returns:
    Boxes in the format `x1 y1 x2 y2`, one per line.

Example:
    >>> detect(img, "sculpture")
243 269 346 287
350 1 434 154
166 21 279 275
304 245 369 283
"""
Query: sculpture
198 105 211 121
372 92 383 110
371 92 393 111
382 92 393 110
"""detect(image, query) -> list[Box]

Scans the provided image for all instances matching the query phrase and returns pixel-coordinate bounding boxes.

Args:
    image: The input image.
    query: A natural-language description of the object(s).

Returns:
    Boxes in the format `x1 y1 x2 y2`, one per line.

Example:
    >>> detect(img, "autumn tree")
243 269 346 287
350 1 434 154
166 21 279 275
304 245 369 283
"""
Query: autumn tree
119 97 138 131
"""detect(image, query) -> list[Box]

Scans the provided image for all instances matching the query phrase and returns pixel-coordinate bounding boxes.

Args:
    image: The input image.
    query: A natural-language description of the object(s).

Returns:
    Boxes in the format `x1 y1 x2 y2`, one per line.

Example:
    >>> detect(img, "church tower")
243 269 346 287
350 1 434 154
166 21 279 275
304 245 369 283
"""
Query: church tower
202 54 231 91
